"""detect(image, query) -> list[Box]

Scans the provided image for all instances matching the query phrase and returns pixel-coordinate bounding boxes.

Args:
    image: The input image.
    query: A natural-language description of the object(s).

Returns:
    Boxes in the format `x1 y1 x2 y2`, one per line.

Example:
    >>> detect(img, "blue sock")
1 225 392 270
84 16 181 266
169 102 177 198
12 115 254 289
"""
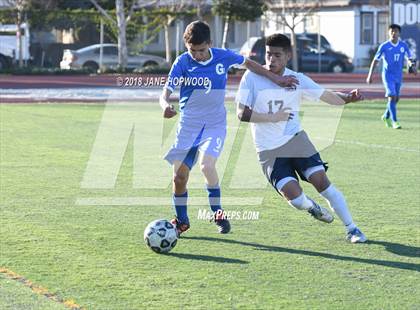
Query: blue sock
388 99 398 122
207 186 222 212
173 191 189 224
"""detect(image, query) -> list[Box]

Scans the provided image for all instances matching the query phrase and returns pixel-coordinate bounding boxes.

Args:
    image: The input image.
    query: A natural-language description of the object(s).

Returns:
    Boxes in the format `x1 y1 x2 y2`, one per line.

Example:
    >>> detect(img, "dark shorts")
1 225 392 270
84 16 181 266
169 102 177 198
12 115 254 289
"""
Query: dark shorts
258 131 328 190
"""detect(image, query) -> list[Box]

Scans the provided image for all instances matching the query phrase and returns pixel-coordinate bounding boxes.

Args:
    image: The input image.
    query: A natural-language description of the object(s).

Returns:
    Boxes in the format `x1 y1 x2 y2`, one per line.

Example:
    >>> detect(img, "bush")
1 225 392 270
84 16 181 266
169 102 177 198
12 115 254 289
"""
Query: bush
134 64 170 74
100 67 135 74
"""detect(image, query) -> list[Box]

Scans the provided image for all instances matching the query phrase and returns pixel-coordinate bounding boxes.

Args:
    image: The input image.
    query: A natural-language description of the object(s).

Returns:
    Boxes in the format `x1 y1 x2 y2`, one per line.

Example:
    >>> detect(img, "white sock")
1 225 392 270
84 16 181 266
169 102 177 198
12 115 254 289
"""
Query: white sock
320 184 356 232
288 193 314 211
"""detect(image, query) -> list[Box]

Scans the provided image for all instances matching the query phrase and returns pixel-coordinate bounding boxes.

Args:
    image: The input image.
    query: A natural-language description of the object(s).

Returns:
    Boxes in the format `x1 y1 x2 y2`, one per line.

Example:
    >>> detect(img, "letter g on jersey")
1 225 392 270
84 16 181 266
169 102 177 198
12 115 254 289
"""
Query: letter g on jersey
215 63 225 75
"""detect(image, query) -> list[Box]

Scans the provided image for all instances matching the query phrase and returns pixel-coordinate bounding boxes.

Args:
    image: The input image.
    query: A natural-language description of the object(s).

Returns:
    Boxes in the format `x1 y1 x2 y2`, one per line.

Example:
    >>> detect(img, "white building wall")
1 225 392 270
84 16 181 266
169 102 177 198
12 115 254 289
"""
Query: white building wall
265 5 388 68
317 10 356 63
356 5 389 66
263 9 356 59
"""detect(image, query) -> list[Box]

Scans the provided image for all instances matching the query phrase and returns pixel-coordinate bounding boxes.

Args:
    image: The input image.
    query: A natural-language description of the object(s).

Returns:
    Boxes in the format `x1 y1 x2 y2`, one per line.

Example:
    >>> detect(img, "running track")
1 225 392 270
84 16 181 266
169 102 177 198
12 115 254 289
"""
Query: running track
0 73 418 103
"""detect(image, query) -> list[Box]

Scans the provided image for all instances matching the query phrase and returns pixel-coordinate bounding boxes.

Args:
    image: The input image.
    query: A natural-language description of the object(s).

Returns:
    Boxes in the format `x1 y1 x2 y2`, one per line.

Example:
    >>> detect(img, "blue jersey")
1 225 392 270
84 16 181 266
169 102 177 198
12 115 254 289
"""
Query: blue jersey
374 40 413 82
165 48 245 127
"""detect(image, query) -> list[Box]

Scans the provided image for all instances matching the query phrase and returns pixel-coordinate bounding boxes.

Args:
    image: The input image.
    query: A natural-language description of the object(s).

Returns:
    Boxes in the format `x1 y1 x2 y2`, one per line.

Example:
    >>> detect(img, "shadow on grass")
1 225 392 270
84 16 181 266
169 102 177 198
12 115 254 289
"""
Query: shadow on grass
183 236 419 272
166 252 248 264
367 240 420 258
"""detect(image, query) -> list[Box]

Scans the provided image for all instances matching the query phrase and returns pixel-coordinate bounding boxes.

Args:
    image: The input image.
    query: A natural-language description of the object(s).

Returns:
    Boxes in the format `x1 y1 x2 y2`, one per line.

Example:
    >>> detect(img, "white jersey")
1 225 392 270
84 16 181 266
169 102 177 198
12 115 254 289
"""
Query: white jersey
235 68 324 152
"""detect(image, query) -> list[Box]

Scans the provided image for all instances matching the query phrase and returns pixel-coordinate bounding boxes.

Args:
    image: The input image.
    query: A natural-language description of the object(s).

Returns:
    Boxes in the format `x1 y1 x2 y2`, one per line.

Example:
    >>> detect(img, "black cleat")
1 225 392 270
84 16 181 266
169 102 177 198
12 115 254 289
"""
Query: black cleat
170 217 190 237
212 210 231 234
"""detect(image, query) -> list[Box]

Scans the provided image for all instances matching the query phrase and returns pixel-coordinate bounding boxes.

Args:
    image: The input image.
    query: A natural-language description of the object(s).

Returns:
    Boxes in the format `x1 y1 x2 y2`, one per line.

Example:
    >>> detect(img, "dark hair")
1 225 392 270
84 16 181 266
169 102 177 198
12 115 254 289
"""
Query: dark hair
389 24 401 32
265 33 291 51
183 20 211 45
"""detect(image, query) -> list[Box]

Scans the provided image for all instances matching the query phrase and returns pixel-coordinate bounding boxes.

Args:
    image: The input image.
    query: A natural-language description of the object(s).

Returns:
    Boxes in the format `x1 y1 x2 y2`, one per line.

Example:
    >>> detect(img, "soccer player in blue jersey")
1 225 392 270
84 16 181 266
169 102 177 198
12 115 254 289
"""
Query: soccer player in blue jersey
159 21 298 235
366 24 417 129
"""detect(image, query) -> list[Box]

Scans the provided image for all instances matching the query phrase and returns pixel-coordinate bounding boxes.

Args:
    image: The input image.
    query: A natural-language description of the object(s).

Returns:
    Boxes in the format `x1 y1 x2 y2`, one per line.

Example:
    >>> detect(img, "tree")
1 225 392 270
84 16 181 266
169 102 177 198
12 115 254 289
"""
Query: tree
193 0 207 20
265 0 320 71
89 0 157 70
3 0 28 67
151 0 194 64
212 0 266 48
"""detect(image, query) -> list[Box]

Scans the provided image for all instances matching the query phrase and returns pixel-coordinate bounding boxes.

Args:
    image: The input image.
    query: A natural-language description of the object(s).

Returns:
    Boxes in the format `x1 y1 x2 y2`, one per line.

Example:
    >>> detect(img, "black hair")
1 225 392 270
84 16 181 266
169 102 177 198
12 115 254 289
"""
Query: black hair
183 20 211 45
265 33 292 51
389 24 401 32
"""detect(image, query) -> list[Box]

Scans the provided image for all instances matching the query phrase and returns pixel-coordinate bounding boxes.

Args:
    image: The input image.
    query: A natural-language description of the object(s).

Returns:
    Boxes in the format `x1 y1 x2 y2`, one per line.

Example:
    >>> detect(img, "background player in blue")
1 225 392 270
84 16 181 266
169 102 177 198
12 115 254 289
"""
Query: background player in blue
366 24 417 129
159 21 298 235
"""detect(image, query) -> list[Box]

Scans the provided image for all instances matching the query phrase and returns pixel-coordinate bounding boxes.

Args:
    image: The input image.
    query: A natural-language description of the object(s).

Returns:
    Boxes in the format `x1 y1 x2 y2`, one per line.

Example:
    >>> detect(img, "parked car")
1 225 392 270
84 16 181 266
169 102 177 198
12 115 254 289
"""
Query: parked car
300 32 331 50
238 34 353 73
60 43 168 71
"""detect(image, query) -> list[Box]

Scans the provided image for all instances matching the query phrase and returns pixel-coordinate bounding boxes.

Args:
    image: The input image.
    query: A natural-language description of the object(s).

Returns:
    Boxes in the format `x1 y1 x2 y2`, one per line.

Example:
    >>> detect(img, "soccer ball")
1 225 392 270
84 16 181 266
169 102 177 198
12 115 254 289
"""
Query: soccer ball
144 219 178 254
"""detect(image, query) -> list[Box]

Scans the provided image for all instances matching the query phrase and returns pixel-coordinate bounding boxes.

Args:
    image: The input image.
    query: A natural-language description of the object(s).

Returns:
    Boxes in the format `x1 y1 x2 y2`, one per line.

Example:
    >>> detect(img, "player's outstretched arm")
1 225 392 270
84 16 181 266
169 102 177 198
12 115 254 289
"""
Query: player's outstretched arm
243 58 299 88
320 89 364 106
366 59 379 84
159 88 177 118
237 103 293 123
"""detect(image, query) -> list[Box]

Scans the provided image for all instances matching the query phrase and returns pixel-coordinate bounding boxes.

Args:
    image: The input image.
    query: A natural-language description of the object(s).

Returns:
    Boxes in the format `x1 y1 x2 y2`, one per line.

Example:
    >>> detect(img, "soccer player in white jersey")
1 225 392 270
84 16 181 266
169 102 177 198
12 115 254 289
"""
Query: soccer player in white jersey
159 22 298 236
236 33 367 243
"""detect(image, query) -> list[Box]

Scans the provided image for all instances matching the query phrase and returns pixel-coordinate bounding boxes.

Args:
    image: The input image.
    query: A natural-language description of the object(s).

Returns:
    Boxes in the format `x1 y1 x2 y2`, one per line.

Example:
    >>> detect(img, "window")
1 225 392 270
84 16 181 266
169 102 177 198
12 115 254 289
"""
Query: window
377 12 388 43
103 46 118 55
361 12 373 44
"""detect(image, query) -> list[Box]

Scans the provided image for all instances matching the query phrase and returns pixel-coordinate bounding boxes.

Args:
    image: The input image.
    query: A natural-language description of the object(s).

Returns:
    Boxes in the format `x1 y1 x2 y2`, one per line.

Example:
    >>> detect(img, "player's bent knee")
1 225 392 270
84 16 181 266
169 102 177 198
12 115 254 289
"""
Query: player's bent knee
276 177 302 201
307 170 330 193
173 173 188 187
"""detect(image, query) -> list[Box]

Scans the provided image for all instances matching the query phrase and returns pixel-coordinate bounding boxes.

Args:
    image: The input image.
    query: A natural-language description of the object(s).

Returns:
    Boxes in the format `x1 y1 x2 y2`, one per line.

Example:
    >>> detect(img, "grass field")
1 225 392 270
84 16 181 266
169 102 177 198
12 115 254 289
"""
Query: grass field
1 99 419 309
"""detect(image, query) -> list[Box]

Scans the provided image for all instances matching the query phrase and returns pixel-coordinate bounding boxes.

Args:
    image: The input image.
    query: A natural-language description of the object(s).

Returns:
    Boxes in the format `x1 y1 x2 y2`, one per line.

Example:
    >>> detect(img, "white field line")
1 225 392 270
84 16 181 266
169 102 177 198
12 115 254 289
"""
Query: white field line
313 136 420 153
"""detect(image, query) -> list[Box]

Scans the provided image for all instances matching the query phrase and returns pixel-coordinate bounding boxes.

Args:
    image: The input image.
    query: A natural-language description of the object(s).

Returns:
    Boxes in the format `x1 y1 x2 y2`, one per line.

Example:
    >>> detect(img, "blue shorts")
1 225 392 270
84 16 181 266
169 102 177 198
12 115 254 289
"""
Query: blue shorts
383 78 401 97
257 131 328 191
164 123 226 169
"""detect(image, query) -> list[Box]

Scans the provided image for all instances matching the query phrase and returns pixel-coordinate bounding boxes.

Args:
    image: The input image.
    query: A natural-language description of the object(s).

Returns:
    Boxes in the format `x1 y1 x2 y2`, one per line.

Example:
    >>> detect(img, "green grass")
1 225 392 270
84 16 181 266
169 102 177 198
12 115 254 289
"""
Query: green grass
1 100 419 309
0 274 66 310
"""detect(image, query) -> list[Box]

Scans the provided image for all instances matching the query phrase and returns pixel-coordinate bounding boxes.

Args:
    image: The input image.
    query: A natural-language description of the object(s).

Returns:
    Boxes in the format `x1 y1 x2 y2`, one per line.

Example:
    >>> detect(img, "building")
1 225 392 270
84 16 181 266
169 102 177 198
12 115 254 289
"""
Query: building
264 0 390 67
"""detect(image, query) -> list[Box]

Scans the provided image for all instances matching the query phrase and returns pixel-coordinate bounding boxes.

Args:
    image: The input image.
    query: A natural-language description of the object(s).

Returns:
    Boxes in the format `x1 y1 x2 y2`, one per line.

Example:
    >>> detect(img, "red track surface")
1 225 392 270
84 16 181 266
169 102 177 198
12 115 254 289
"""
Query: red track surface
0 73 418 102
1 73 419 88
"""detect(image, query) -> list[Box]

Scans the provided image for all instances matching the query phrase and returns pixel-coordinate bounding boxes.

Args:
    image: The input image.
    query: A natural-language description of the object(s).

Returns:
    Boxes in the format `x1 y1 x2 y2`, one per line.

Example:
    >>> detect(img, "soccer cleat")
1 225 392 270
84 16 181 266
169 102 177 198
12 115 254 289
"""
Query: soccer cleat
170 217 190 237
307 200 334 223
212 210 231 234
346 227 367 243
381 115 392 128
392 121 402 129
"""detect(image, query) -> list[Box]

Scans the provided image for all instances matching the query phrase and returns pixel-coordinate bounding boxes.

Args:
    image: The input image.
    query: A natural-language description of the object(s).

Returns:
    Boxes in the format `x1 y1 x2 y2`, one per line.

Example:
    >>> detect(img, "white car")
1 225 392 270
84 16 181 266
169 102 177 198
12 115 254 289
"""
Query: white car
60 43 168 71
